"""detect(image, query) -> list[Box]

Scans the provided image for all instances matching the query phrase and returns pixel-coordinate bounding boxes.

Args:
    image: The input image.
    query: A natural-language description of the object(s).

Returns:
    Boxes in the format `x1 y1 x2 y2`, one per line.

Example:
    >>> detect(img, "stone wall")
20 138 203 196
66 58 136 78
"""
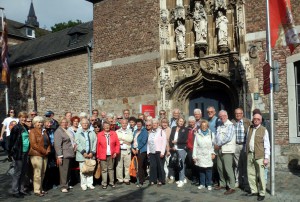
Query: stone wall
0 52 90 121
245 0 300 33
93 0 160 63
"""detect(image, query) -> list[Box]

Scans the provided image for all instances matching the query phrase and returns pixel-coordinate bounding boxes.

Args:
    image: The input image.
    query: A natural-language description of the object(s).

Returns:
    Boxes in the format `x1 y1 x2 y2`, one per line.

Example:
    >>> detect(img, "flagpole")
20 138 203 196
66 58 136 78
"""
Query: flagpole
0 8 9 114
266 0 275 196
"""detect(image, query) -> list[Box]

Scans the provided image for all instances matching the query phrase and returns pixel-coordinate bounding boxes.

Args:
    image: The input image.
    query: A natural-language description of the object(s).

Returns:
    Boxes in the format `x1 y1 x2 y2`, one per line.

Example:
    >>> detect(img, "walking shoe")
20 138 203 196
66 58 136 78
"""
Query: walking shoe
168 178 175 184
183 178 187 183
177 181 184 188
198 185 205 190
88 185 95 190
81 185 87 191
207 186 212 191
257 196 265 201
224 189 235 195
235 182 239 188
69 186 73 189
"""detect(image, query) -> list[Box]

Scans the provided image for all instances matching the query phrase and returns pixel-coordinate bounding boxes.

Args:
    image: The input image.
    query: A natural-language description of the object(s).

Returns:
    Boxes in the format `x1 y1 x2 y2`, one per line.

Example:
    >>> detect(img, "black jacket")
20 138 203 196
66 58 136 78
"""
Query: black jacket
9 123 29 160
169 126 188 150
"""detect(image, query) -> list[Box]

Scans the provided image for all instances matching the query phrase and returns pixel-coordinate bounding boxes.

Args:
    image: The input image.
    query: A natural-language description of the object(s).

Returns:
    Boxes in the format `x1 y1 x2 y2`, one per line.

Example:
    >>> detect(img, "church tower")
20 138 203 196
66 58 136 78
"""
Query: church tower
25 0 39 28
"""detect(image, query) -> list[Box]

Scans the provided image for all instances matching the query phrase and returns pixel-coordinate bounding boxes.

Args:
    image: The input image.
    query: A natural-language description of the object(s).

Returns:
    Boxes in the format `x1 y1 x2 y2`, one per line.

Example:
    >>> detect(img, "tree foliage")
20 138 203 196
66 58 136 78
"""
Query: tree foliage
51 20 82 32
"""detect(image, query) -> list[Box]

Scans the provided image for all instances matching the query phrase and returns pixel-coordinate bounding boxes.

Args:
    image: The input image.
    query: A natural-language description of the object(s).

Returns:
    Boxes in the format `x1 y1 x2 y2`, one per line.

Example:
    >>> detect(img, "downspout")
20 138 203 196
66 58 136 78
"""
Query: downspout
87 40 93 117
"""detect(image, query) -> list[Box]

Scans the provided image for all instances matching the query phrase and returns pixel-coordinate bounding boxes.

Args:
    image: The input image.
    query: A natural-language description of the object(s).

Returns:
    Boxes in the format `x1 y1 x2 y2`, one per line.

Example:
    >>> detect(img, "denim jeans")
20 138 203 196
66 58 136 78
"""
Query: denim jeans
199 167 212 186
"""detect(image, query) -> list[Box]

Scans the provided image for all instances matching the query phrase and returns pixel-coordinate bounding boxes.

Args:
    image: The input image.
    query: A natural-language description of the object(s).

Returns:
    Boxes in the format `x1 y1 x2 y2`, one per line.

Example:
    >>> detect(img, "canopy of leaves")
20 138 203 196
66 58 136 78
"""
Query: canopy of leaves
51 20 82 33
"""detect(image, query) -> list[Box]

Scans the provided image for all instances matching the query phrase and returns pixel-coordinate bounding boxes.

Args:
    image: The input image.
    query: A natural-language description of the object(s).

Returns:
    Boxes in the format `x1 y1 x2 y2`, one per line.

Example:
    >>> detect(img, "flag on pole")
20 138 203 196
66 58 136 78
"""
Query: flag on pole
269 0 300 53
1 16 9 86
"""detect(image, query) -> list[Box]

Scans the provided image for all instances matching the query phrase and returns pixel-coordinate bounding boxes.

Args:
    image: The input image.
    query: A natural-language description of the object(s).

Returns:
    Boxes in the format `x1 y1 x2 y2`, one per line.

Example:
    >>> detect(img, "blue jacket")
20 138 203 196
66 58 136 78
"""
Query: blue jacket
131 127 148 153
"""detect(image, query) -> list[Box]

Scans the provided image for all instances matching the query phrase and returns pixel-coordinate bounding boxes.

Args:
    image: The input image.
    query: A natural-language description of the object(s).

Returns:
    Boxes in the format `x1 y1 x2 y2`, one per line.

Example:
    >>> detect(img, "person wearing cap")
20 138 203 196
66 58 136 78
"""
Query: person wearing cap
45 111 59 131
245 113 270 201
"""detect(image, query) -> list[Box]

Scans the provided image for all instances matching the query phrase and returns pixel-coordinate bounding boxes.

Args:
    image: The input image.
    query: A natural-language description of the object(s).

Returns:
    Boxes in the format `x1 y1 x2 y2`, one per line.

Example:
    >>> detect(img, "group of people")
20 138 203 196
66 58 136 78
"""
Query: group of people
1 106 270 201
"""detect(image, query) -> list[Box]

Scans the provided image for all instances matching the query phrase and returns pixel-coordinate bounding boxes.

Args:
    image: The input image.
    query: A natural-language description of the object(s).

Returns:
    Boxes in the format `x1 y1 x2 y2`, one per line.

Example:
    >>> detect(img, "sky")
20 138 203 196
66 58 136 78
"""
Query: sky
0 0 93 30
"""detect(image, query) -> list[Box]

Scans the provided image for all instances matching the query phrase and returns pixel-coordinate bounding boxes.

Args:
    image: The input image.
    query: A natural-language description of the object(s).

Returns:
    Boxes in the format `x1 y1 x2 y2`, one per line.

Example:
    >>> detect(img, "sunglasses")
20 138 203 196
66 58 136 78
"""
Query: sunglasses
146 125 151 127
26 120 32 122
94 126 99 128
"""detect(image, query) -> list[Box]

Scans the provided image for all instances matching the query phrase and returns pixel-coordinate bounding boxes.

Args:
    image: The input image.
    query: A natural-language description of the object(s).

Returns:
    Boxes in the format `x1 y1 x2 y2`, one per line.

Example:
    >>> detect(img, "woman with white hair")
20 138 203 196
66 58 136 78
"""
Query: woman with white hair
29 116 50 197
147 118 166 186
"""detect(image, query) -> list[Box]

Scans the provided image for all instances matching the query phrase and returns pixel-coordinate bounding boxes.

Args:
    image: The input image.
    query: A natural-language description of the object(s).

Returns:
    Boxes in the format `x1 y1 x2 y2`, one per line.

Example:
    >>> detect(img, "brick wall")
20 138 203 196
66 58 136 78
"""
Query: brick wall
0 53 90 120
93 0 160 62
245 0 300 33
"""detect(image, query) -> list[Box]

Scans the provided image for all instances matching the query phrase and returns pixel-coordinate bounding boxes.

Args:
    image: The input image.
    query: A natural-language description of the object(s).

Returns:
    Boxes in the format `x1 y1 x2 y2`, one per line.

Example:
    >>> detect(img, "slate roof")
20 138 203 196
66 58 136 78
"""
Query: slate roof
8 21 93 67
0 18 32 39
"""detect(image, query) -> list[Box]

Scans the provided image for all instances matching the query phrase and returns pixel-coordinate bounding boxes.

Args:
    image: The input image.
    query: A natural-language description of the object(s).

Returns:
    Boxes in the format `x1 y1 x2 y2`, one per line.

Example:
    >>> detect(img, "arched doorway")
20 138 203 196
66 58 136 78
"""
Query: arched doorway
189 89 233 119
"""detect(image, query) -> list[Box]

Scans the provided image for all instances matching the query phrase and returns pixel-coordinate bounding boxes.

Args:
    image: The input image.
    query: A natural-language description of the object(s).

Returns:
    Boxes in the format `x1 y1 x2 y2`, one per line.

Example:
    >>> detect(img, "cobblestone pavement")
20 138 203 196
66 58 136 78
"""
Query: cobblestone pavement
0 150 299 202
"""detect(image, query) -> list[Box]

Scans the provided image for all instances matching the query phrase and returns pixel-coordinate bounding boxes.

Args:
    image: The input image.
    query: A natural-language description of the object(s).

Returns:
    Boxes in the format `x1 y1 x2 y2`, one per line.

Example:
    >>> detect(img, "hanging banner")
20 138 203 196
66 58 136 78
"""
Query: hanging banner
269 0 300 53
263 63 270 95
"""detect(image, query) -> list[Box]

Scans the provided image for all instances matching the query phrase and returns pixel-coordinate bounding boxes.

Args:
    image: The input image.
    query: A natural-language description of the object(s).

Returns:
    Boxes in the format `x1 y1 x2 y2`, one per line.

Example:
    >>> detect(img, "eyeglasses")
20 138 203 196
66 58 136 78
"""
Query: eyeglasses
159 113 165 115
31 113 37 116
9 111 14 114
94 126 99 128
146 125 151 127
207 111 214 113
90 119 95 122
26 120 32 122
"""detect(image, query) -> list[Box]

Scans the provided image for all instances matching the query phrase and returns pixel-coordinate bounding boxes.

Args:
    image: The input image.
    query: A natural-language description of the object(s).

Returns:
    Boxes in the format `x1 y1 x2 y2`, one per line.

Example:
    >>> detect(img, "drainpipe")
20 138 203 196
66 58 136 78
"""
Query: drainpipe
87 41 93 117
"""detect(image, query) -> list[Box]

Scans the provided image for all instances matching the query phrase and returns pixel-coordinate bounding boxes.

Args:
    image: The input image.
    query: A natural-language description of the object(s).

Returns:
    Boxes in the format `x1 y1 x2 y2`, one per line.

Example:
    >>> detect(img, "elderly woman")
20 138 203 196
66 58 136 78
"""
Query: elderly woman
54 118 76 193
169 116 189 188
29 116 50 197
75 118 97 190
131 119 148 187
93 120 102 134
96 121 120 189
8 112 29 198
193 120 215 191
161 118 171 182
147 118 166 186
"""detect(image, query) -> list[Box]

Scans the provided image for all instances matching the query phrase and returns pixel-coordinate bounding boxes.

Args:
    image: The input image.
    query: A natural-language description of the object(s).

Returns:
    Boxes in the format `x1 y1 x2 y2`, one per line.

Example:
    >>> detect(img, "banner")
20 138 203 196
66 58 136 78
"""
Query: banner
269 0 300 53
1 17 9 86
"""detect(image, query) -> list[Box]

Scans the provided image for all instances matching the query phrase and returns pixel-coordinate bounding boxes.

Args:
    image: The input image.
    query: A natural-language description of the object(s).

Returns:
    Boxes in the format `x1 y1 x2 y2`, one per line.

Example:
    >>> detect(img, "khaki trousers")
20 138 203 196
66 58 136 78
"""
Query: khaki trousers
79 161 94 188
247 153 266 196
30 156 48 194
234 144 248 187
116 150 131 182
217 151 235 189
100 156 115 186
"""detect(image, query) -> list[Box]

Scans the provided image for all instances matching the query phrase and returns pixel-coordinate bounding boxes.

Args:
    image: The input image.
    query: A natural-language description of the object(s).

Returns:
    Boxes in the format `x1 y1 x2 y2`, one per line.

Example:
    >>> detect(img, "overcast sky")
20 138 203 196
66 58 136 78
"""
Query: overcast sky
0 0 93 30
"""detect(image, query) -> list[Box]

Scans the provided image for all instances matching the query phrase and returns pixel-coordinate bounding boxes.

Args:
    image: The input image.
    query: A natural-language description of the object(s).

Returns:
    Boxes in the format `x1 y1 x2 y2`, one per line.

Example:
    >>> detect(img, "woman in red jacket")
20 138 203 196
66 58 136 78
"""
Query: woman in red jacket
96 121 120 189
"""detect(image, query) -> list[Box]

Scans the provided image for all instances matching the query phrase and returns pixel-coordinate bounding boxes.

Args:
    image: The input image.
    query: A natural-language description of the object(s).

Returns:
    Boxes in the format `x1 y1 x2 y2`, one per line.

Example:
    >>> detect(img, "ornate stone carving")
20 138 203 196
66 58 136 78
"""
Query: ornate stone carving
174 0 185 20
160 24 170 45
160 9 168 24
216 11 228 47
236 4 244 29
215 0 227 11
193 1 208 45
175 20 186 60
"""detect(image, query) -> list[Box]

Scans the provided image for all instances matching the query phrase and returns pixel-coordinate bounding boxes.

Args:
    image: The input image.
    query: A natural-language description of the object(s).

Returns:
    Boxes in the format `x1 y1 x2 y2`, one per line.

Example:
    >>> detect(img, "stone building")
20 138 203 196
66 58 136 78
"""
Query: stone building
86 0 300 169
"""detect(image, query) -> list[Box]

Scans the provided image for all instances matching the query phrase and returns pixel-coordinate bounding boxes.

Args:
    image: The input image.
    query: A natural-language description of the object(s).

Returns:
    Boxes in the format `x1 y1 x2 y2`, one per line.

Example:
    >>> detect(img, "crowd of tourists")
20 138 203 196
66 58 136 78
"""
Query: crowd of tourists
0 106 270 201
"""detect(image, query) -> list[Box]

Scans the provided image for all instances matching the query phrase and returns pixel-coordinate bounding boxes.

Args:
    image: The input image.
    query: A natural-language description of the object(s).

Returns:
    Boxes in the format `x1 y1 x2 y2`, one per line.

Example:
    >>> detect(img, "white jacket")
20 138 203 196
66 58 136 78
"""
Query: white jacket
192 129 215 168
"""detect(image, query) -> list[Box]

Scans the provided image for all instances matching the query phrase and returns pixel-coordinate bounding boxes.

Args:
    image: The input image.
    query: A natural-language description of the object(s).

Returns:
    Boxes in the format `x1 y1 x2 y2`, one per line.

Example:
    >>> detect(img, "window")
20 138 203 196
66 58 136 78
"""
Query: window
26 28 35 38
295 61 300 137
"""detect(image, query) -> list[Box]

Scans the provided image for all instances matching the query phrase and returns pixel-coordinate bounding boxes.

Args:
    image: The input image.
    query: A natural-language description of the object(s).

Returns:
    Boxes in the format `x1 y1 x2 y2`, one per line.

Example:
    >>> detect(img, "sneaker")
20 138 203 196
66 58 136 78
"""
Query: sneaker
168 178 175 184
69 186 73 189
88 185 95 190
183 178 187 184
81 185 87 191
198 185 205 190
176 181 180 184
207 186 212 191
177 181 184 188
235 182 239 188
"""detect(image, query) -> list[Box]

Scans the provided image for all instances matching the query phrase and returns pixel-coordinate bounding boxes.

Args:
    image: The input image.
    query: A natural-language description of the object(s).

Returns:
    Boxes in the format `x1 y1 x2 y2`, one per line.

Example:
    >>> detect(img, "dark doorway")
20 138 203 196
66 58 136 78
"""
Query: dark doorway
189 90 233 119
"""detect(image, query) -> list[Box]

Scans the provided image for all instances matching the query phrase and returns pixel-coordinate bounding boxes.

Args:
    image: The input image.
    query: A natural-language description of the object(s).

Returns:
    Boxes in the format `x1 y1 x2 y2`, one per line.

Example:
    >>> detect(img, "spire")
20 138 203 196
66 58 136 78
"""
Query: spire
25 0 39 27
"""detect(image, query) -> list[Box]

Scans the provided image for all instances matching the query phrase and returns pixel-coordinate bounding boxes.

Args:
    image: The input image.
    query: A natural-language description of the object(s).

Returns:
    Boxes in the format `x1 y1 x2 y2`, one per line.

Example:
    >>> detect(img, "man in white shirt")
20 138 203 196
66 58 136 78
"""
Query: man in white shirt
116 119 133 185
246 113 270 201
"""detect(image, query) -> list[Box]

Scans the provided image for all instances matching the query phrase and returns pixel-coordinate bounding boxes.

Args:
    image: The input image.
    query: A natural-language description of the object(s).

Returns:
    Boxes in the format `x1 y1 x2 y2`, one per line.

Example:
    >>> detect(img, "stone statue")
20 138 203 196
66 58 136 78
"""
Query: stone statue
176 0 183 6
215 0 227 10
216 11 228 46
175 20 186 59
193 2 207 44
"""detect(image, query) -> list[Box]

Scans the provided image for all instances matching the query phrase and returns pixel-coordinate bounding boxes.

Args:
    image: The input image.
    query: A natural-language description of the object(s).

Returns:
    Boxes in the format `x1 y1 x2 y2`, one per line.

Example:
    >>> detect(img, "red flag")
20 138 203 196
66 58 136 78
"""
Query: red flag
1 17 9 87
269 0 300 53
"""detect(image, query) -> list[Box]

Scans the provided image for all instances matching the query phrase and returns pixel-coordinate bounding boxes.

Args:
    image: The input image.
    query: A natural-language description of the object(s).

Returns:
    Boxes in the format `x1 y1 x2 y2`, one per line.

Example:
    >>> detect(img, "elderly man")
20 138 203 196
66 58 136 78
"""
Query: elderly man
116 119 133 185
246 113 270 201
169 108 180 128
231 107 251 189
123 109 130 120
214 110 236 195
194 108 202 127
159 110 167 120
45 111 59 131
207 106 218 134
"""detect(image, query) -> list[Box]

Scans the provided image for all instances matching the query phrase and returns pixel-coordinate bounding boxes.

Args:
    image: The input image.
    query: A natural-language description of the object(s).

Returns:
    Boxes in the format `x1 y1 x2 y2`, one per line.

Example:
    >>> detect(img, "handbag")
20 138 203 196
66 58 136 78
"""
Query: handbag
94 161 101 179
81 159 96 174
129 156 138 177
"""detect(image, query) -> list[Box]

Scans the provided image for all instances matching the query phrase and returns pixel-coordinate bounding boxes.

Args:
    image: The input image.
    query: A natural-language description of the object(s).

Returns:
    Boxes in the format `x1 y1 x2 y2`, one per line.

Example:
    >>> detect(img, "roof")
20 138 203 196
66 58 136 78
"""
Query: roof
0 18 32 39
8 21 93 67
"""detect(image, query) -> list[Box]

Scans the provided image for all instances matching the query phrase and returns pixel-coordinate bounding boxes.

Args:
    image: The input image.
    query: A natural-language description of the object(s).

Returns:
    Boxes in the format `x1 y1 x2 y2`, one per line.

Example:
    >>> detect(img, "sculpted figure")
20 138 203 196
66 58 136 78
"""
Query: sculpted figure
175 20 186 54
193 2 207 44
216 11 228 46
